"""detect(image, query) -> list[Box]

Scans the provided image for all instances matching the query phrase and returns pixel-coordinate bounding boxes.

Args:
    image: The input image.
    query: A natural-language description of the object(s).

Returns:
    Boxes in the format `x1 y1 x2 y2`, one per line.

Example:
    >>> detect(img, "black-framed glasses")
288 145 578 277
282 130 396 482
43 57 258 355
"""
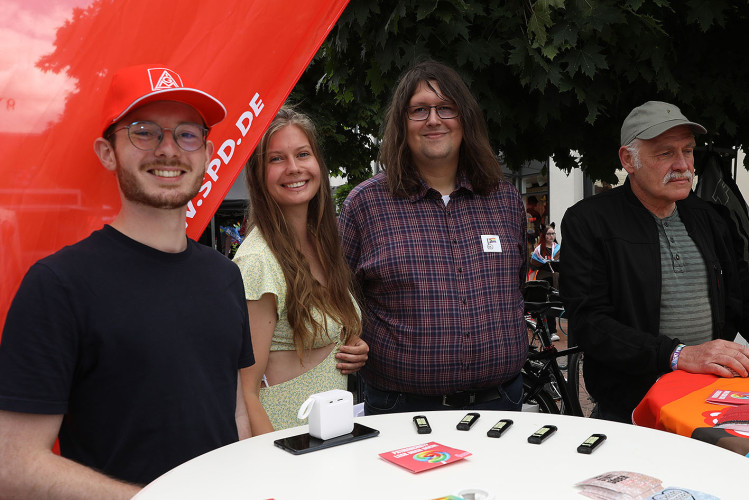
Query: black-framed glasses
109 121 208 152
406 104 459 121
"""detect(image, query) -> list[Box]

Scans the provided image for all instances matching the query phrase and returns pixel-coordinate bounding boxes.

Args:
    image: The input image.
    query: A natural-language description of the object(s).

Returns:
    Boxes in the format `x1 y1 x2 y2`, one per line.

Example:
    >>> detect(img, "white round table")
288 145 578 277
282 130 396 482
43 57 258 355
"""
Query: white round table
135 410 747 499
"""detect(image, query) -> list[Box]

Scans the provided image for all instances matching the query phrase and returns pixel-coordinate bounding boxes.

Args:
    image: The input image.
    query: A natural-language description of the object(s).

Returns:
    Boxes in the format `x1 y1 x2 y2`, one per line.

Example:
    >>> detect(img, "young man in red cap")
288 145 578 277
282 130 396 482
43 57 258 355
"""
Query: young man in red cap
0 64 254 498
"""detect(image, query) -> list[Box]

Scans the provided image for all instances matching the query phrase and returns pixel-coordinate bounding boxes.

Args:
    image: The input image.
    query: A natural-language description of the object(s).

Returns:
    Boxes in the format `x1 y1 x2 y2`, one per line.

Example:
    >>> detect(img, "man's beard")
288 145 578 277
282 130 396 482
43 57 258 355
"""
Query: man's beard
116 160 203 209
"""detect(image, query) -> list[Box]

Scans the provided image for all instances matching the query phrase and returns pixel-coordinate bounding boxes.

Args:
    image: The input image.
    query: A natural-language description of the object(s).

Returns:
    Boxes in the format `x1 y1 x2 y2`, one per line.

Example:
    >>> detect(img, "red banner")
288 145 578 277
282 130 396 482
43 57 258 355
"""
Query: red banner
0 0 349 329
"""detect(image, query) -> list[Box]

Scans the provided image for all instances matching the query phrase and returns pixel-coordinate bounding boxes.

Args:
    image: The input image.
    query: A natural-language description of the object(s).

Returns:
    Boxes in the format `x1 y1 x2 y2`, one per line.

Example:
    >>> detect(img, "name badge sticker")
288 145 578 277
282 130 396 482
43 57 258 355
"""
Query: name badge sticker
481 235 502 253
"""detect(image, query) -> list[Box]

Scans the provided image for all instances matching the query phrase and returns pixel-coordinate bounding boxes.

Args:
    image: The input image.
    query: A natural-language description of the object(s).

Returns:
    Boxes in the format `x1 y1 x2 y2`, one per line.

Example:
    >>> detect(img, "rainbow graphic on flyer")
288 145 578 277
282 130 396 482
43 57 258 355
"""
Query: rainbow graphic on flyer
379 442 471 473
706 389 749 406
413 450 451 463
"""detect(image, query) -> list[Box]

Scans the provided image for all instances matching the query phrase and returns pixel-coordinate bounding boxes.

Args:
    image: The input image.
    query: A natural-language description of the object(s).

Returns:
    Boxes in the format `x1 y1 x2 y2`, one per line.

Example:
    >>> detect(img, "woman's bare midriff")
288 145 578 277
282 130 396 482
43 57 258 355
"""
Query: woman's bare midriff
264 343 336 386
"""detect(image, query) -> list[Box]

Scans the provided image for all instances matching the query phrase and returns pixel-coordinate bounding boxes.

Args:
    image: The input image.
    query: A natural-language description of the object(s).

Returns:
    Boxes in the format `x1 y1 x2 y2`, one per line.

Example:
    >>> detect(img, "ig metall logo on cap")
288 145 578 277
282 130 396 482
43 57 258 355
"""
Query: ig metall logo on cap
147 68 183 91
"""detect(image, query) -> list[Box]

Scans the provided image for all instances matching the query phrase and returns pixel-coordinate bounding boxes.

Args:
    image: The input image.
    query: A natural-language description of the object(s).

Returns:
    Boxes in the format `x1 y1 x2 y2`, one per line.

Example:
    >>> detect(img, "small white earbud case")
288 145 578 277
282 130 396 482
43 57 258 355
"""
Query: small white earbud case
297 389 354 440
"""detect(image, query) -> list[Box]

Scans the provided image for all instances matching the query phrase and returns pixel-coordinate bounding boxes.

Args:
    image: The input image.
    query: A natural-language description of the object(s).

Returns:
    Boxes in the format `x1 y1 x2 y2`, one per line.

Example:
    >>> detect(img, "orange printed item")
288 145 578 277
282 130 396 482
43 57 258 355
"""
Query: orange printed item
634 370 749 436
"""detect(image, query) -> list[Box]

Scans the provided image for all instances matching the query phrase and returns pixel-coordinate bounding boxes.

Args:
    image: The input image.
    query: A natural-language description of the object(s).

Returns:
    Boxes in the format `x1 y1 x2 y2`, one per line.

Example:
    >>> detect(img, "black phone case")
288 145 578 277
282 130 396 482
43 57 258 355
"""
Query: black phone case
273 423 380 455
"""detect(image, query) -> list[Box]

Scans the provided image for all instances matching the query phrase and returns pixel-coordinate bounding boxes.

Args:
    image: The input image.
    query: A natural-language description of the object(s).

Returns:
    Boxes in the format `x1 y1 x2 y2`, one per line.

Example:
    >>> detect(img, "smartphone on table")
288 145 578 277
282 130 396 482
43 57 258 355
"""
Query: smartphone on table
274 422 379 455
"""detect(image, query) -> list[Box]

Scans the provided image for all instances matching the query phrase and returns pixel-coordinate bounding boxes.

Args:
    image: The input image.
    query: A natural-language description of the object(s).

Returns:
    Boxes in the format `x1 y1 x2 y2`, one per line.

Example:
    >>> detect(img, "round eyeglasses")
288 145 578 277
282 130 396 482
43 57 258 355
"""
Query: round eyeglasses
406 104 459 121
109 121 208 152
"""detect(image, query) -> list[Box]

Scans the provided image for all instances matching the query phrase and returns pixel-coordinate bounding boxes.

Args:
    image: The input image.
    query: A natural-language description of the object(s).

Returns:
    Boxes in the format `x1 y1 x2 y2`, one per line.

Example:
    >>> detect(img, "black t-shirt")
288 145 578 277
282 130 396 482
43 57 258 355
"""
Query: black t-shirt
0 226 253 484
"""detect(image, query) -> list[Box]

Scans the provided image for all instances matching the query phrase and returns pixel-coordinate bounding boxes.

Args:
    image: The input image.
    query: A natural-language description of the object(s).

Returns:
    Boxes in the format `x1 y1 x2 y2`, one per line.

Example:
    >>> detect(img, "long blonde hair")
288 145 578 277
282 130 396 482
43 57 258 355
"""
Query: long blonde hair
244 108 361 355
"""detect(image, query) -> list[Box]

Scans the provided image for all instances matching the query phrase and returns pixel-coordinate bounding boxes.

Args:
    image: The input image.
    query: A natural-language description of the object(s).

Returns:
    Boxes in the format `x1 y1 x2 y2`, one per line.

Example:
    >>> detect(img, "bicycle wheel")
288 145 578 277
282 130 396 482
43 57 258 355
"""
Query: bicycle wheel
523 380 561 414
567 352 594 417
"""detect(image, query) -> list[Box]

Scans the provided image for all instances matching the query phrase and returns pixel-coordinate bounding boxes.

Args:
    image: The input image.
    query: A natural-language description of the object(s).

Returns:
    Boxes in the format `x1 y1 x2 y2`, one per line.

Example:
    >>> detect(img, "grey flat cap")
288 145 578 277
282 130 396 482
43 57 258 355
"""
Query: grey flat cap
621 101 706 146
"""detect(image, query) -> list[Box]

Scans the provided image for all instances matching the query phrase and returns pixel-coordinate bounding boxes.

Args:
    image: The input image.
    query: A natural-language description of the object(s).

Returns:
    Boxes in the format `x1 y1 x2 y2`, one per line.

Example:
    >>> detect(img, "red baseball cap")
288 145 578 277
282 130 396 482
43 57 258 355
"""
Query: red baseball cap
100 64 226 134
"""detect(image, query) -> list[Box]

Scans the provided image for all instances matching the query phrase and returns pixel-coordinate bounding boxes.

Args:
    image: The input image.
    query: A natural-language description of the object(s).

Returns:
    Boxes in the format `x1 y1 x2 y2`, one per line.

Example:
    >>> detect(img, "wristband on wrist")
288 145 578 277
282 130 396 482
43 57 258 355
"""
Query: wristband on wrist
670 343 686 371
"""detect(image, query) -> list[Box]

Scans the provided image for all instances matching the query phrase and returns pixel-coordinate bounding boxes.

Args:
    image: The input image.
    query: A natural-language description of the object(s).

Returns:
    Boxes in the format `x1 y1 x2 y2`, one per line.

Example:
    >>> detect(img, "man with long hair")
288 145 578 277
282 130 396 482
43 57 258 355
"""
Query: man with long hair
338 60 528 415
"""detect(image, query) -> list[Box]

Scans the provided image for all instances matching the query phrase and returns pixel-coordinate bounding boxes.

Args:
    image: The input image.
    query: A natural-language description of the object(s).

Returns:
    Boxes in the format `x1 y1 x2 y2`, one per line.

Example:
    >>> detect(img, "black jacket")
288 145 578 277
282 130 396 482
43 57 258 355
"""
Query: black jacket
560 179 747 421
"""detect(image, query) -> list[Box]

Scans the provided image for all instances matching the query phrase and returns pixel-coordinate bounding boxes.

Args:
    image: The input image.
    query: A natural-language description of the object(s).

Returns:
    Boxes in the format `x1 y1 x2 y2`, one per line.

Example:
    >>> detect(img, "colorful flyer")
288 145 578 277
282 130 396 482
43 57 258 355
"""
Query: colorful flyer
706 389 749 405
379 442 471 473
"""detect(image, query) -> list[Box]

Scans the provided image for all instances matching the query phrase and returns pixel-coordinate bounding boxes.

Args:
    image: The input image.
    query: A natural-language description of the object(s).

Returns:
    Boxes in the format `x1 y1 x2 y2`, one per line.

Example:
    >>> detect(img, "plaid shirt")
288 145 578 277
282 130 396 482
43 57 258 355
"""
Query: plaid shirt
338 172 528 395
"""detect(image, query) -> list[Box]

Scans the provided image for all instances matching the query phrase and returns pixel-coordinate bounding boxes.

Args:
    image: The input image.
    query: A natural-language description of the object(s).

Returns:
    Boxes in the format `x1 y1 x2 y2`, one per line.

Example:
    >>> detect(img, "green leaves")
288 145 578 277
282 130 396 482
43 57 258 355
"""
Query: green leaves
289 0 749 187
562 42 607 79
686 0 728 31
527 2 555 47
416 1 439 21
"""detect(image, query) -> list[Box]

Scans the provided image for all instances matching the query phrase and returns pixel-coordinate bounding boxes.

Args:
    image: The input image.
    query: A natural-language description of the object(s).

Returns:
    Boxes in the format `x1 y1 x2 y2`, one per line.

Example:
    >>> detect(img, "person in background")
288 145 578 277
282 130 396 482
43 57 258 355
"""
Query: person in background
530 223 561 340
233 108 368 433
338 60 527 415
561 100 749 423
530 224 560 285
0 64 254 498
525 195 543 251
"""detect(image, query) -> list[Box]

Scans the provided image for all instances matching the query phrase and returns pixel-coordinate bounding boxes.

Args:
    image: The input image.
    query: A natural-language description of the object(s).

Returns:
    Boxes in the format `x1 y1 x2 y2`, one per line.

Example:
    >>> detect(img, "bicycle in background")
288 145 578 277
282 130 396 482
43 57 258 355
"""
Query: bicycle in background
521 280 592 416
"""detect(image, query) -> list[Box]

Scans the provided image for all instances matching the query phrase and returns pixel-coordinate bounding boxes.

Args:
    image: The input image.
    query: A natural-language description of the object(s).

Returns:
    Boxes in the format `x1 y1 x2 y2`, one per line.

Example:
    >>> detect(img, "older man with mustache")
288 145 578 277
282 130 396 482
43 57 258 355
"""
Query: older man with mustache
560 101 749 424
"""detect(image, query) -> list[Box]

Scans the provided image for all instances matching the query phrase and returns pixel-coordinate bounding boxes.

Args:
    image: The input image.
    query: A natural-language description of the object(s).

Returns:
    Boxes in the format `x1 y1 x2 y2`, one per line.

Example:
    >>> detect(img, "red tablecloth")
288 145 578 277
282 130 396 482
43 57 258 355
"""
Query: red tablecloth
633 371 749 456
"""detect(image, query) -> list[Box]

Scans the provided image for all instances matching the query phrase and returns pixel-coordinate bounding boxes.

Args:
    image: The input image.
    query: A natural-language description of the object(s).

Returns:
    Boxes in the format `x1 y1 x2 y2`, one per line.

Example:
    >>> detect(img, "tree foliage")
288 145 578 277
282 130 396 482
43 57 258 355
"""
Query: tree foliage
289 0 749 193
